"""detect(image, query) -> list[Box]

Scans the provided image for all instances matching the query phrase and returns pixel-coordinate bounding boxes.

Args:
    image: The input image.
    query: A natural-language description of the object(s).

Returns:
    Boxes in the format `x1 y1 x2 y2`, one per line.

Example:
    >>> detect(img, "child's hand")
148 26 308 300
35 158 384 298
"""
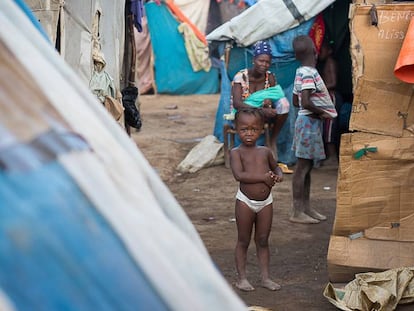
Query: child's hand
272 167 283 183
319 111 333 120
264 171 276 188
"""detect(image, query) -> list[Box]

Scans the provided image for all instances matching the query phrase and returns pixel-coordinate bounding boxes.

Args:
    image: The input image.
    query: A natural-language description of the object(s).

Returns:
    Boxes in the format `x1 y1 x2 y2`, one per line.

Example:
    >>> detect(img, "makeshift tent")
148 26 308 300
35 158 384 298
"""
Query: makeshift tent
25 0 125 91
135 0 219 95
0 1 246 310
207 0 337 165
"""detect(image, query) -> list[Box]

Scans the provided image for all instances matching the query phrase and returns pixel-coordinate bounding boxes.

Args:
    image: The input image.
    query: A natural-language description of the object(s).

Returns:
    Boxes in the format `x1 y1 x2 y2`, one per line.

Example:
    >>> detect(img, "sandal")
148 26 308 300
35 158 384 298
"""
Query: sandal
278 163 293 174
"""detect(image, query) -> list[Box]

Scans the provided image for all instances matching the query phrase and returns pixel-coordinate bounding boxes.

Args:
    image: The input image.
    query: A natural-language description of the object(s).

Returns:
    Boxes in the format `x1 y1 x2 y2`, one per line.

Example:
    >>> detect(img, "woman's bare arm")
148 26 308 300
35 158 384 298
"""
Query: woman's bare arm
232 83 251 110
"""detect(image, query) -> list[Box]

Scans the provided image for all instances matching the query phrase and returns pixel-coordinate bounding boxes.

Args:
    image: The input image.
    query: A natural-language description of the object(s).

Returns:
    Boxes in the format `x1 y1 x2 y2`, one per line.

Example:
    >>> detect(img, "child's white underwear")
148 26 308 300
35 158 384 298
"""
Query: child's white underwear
236 188 273 213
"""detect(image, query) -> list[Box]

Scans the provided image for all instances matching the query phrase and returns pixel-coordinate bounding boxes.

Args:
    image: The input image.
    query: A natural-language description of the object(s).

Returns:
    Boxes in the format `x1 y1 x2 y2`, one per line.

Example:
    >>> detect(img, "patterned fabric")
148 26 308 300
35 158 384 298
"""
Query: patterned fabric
292 114 326 161
233 68 271 99
309 13 325 54
231 69 290 115
178 23 211 72
293 66 337 118
253 40 272 57
230 68 271 113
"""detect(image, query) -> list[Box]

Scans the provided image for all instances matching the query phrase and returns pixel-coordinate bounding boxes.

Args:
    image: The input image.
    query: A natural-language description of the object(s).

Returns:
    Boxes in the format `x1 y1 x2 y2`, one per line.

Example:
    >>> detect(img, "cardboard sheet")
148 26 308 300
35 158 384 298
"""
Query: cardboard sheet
327 235 414 282
350 79 413 137
349 3 414 137
334 132 414 239
328 2 414 285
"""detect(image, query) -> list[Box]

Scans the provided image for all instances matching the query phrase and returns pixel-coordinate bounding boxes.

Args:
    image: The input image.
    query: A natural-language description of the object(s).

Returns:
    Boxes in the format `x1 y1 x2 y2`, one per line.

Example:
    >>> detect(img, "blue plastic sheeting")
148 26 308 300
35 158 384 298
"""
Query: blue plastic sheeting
0 130 91 172
268 18 315 61
0 161 168 311
145 2 219 95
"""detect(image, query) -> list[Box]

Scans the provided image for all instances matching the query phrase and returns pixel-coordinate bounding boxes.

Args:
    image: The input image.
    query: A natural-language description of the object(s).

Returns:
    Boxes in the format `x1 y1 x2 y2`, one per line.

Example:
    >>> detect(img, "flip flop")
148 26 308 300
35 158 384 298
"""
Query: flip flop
278 163 293 174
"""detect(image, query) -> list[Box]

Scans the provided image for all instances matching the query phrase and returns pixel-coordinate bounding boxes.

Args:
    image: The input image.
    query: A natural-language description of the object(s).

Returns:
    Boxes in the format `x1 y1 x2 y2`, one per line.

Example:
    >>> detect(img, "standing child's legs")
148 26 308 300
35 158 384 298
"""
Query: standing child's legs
255 204 281 291
303 172 327 220
290 158 320 224
235 200 255 291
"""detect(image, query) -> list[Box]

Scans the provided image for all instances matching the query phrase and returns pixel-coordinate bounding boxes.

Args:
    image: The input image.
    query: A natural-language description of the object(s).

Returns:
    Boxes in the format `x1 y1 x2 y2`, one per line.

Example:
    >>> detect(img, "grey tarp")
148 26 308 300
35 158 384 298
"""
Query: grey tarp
206 0 334 46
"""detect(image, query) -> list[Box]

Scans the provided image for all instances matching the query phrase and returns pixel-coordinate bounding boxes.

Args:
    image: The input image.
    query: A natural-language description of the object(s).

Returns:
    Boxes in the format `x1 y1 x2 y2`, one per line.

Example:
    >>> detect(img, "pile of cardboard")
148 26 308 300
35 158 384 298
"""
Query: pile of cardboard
327 1 414 283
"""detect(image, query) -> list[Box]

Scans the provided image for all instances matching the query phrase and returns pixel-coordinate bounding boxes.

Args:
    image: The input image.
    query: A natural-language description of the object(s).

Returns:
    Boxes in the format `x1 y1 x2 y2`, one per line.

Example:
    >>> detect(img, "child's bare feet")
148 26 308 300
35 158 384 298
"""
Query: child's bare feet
289 212 320 224
306 208 327 221
235 279 255 291
261 279 281 291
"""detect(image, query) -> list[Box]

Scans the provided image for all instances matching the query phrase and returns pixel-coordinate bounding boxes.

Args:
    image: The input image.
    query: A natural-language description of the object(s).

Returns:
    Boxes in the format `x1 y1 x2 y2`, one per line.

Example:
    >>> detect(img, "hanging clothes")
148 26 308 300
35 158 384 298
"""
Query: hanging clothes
178 23 211 72
130 0 144 32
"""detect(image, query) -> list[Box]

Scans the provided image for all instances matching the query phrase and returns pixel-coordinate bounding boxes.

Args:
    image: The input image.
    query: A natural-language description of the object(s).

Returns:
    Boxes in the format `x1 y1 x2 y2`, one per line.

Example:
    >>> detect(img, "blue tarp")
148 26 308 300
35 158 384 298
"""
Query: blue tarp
0 161 168 311
145 2 219 95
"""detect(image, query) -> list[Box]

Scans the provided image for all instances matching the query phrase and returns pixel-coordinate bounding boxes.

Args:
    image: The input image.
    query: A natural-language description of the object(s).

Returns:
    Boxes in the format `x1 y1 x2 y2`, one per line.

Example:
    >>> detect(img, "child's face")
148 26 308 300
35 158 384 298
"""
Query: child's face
235 113 264 146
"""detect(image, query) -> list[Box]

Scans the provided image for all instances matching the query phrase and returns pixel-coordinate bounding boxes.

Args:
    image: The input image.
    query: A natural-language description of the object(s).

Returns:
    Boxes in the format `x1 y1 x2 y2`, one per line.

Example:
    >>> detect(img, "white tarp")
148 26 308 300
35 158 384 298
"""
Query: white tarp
206 0 335 46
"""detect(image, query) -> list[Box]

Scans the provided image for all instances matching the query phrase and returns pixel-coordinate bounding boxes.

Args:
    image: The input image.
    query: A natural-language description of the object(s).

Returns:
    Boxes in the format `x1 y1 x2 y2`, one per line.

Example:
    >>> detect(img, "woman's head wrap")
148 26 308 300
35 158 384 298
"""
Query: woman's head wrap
253 40 272 57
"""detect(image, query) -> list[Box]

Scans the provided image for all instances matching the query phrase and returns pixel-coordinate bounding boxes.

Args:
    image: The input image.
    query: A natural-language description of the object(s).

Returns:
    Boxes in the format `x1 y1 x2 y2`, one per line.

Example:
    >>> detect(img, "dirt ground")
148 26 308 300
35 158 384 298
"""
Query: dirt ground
132 94 341 311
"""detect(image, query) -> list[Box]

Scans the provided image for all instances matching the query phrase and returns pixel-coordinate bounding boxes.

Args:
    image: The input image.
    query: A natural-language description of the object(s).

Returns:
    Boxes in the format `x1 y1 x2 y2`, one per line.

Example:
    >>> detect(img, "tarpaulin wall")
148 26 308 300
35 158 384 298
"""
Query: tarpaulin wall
145 2 219 95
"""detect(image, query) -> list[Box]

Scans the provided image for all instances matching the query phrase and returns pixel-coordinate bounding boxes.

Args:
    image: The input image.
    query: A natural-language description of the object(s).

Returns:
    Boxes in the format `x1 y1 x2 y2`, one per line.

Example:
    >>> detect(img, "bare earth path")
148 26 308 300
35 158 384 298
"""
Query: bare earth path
133 94 341 310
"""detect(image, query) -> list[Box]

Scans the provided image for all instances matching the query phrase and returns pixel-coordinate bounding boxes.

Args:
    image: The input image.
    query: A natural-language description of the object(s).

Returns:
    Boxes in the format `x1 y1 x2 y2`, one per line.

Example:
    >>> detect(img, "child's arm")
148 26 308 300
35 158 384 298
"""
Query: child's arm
230 148 275 187
268 150 283 183
292 93 299 108
301 89 333 119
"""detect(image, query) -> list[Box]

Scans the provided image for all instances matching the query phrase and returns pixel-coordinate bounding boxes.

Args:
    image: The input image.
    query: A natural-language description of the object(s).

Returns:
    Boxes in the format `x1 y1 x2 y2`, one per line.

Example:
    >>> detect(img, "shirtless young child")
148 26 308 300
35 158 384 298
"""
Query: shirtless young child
229 108 283 292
